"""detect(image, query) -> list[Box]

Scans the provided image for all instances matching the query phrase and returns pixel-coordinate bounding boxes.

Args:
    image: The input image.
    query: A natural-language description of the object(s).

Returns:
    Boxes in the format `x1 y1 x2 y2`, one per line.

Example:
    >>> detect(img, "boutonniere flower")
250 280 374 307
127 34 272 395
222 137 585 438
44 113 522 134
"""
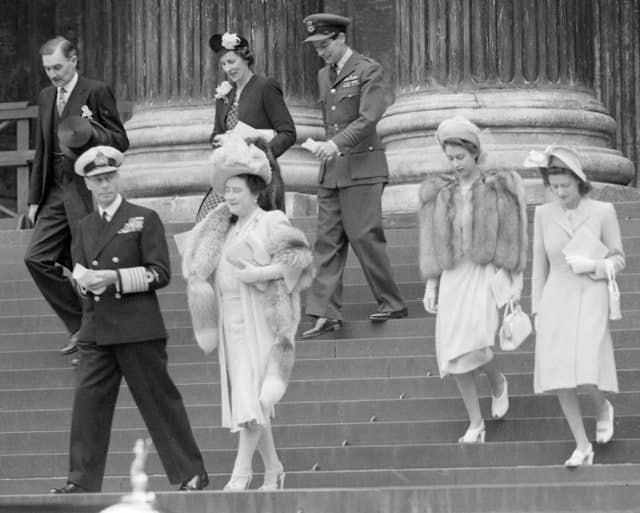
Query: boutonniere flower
81 105 93 119
214 81 233 103
221 32 241 50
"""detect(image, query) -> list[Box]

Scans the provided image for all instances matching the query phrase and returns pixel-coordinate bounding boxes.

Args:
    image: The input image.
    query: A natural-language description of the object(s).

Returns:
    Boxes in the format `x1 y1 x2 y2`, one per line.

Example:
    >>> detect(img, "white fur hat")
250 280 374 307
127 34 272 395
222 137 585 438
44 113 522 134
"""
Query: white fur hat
209 135 271 194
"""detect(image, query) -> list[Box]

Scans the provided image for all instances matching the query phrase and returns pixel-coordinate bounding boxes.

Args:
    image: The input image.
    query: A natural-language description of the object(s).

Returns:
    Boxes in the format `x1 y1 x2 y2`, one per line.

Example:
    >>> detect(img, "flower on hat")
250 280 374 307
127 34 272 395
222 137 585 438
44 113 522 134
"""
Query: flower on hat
214 81 233 102
81 105 93 119
221 32 241 50
523 149 550 169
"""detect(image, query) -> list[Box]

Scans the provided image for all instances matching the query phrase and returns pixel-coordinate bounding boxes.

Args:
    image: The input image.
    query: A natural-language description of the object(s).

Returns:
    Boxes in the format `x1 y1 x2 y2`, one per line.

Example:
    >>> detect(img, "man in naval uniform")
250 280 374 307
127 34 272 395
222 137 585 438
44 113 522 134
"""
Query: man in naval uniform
50 146 208 494
301 13 407 339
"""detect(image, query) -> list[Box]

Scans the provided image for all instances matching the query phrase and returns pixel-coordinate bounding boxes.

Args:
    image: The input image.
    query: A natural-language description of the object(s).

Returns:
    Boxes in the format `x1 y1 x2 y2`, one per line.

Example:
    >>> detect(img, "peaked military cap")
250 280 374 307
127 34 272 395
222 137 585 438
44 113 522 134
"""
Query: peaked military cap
303 13 351 42
74 146 123 177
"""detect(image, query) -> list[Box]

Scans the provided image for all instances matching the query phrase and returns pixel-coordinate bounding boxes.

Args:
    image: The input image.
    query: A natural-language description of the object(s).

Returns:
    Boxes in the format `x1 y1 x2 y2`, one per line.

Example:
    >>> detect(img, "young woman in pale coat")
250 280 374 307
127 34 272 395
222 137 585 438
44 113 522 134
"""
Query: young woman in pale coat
529 145 624 467
419 117 528 443
181 136 313 490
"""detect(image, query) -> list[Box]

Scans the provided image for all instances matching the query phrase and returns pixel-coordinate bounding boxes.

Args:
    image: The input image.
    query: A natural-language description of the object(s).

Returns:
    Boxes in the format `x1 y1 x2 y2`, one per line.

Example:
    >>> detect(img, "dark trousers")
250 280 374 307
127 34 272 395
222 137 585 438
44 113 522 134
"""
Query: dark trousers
68 339 205 491
24 161 92 334
305 183 405 320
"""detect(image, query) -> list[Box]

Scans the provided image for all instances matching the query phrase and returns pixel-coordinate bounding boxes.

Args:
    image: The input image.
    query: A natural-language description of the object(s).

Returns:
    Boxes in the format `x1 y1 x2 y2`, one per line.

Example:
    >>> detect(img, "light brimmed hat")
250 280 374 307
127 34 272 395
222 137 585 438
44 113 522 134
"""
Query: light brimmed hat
302 13 351 42
523 145 587 182
74 146 123 177
209 135 271 194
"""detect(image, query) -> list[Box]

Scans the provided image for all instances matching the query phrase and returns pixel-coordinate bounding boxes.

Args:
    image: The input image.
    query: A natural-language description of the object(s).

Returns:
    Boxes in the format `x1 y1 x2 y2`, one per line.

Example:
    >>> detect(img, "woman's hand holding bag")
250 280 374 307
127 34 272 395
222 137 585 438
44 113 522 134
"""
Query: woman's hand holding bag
499 300 532 351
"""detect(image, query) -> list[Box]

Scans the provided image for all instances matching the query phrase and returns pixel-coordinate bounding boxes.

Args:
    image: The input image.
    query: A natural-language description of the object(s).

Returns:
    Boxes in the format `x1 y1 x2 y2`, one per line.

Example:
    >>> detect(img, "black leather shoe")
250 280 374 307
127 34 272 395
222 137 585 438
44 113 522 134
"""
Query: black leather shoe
301 317 343 339
179 472 209 491
50 482 87 494
369 307 409 322
60 333 79 355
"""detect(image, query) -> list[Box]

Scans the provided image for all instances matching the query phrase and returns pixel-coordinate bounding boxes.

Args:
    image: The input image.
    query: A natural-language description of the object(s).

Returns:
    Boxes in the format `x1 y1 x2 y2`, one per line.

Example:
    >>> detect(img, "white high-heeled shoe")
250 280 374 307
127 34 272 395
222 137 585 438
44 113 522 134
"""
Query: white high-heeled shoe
223 472 253 491
259 463 285 491
564 444 594 468
491 374 509 420
458 421 486 444
596 400 614 444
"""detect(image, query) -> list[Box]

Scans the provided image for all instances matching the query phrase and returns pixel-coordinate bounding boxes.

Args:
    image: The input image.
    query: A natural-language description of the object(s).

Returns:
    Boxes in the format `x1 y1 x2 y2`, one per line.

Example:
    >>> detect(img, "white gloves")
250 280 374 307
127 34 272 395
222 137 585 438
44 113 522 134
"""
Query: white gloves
566 255 596 275
422 279 438 314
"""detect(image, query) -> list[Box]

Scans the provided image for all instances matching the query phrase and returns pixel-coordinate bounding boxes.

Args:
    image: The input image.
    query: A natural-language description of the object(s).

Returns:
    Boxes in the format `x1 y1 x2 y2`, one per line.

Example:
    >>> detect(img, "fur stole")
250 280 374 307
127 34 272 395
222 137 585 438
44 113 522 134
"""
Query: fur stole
180 203 313 408
418 170 528 279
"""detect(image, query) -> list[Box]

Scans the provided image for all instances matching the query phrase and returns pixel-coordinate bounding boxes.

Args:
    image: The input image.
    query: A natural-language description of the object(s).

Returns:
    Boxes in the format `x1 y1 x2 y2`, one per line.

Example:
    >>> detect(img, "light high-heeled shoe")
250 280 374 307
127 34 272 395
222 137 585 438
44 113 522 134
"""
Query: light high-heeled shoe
223 472 253 491
596 400 614 444
458 421 486 444
564 444 594 468
259 464 285 491
491 374 509 420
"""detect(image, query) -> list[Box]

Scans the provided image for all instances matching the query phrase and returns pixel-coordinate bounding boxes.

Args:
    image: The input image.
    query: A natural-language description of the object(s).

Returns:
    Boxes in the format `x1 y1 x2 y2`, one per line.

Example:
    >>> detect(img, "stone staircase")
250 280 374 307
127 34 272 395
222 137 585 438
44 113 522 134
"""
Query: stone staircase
1 203 640 513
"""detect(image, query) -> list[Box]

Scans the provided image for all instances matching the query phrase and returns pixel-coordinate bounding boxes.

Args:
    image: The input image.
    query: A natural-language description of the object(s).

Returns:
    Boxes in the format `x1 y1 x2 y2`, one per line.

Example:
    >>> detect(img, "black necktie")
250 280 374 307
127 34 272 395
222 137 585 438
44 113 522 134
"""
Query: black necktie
330 64 337 83
101 211 109 225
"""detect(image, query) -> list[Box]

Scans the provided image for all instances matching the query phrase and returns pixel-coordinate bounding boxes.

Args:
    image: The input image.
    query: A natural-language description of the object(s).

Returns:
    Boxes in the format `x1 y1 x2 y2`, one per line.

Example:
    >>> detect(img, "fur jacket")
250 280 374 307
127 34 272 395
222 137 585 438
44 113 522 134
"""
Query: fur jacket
180 203 314 408
418 170 528 279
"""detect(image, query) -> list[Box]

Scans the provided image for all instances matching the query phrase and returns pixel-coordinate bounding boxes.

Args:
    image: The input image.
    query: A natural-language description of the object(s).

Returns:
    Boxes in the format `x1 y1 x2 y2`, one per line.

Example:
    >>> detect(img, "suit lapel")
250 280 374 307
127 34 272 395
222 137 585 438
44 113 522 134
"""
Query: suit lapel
42 86 56 140
219 87 235 124
61 76 89 119
90 200 131 261
550 199 590 237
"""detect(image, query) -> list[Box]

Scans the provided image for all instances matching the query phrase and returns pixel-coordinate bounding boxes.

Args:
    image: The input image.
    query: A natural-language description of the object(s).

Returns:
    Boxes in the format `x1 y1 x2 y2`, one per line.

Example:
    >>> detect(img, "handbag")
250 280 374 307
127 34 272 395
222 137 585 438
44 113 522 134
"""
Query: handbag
606 259 622 320
499 300 532 351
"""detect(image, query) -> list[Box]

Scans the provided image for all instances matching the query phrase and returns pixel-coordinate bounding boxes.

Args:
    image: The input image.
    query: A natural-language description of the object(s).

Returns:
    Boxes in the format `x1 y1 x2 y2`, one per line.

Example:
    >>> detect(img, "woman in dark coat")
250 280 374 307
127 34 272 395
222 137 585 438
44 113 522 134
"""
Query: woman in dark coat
195 32 296 222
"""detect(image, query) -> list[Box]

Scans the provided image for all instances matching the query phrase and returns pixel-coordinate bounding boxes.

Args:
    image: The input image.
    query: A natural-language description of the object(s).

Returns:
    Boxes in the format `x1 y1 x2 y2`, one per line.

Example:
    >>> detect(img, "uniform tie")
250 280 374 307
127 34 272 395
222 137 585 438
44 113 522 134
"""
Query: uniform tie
102 211 110 224
329 64 338 83
57 87 67 115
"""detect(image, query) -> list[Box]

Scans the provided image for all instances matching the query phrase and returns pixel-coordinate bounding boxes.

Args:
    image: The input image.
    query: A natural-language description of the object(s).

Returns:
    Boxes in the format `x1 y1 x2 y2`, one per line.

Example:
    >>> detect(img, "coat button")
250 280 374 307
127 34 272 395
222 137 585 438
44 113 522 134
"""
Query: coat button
91 260 99 267
112 257 119 263
368 146 373 151
94 296 100 302
115 293 121 299
330 88 336 94
331 105 336 111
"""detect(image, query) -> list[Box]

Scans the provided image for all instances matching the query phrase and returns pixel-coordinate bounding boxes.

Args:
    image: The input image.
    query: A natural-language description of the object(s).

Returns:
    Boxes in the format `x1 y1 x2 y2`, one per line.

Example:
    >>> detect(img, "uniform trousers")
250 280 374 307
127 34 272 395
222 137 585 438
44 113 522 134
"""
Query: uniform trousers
305 183 404 321
24 158 92 334
68 339 205 491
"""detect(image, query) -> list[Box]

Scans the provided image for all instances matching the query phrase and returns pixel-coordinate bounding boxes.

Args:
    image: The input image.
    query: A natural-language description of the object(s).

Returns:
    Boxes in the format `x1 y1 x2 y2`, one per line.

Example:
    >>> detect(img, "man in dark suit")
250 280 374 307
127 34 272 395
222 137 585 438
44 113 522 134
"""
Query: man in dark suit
50 146 208 494
301 13 407 339
24 36 129 356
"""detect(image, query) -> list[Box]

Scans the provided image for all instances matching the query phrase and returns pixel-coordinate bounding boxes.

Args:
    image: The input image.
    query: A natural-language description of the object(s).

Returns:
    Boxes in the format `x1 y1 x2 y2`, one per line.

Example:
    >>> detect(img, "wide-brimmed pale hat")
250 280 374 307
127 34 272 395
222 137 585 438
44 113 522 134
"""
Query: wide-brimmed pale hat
523 145 587 182
209 135 271 194
74 146 123 177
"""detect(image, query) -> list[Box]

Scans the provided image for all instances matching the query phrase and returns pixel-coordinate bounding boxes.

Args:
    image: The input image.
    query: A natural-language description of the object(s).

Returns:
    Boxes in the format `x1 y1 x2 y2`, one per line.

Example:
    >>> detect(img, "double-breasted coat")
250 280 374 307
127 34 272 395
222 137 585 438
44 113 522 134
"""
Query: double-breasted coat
67 199 205 492
532 198 625 393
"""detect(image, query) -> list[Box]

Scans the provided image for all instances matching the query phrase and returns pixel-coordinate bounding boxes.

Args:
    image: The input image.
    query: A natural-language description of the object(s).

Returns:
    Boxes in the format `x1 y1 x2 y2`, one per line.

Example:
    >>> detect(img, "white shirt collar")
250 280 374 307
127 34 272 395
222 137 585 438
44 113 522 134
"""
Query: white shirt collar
98 194 123 222
336 48 353 74
59 72 79 97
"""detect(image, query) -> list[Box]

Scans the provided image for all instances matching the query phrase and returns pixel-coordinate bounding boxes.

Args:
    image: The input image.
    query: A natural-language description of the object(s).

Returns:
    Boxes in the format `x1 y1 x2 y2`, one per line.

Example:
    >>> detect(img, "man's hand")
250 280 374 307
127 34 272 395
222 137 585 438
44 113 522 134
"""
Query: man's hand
84 270 118 294
28 204 38 224
312 141 339 160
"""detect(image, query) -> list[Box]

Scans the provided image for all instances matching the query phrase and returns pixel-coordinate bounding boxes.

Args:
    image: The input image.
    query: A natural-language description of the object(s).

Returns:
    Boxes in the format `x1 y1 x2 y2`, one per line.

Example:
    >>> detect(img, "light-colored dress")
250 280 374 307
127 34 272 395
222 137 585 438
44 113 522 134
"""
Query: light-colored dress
532 198 625 393
435 185 498 376
215 209 290 431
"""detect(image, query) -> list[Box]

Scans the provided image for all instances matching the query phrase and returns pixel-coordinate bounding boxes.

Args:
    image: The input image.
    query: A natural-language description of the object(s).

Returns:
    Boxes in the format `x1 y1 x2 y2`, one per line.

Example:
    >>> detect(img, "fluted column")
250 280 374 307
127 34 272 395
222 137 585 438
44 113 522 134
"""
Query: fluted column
117 0 323 221
379 0 634 208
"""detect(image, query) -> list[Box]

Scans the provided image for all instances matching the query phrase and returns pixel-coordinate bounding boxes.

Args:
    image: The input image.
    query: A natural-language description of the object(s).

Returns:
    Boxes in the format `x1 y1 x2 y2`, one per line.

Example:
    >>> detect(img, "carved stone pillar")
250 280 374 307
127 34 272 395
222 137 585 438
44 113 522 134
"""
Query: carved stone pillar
378 0 635 209
118 0 323 221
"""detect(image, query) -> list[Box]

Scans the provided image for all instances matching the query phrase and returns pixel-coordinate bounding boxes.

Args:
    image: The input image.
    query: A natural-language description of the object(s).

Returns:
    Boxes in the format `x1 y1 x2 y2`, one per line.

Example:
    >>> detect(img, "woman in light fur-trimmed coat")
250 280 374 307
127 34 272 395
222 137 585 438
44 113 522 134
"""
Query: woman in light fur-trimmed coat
419 117 528 444
180 136 313 491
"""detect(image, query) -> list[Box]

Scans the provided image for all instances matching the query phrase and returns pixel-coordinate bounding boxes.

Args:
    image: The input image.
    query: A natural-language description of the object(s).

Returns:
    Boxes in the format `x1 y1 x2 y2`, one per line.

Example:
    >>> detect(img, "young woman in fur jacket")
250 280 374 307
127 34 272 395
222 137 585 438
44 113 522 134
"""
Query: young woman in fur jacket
419 117 528 444
180 136 313 491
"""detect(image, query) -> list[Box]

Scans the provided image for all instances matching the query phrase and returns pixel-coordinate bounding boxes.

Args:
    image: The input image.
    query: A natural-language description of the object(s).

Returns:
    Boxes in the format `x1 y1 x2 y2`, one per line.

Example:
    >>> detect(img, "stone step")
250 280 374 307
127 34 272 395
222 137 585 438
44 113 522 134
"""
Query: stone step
3 438 640 480
3 329 640 368
3 384 640 428
1 480 640 512
2 417 640 456
3 348 640 389
3 321 640 354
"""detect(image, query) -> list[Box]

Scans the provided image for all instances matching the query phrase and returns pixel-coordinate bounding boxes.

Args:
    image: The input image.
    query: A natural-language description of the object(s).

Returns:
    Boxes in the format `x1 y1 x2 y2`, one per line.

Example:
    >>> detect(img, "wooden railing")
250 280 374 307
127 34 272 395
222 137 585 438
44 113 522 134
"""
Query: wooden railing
0 102 37 227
